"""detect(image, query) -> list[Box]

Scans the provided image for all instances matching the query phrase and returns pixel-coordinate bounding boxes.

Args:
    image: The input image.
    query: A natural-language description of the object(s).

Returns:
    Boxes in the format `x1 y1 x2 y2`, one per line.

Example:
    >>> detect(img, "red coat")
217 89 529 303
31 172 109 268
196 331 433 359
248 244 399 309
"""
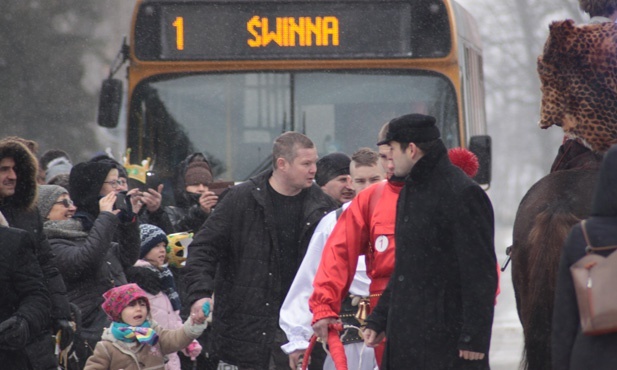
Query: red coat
309 179 403 322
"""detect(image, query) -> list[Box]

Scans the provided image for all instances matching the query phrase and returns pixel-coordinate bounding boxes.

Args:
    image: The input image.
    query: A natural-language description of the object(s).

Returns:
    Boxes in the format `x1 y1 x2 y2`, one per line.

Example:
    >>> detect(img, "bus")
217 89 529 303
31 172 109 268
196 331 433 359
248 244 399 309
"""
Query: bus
98 0 491 200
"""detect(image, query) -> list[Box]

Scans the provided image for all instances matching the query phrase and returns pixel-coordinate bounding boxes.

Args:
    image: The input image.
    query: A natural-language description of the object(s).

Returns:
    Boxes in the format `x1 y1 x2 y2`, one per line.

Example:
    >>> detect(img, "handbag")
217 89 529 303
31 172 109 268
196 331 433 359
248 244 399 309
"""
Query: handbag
570 220 617 335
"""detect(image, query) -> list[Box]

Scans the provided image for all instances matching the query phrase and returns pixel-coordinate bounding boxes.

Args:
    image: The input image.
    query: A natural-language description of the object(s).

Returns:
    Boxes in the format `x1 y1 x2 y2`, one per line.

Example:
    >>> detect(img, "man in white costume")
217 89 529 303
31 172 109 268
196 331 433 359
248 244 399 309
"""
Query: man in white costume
280 147 386 370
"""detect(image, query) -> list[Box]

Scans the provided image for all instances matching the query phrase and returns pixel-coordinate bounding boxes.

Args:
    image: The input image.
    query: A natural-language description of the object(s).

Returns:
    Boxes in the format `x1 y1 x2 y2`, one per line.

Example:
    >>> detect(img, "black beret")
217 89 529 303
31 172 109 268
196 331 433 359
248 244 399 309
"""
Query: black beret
376 114 440 145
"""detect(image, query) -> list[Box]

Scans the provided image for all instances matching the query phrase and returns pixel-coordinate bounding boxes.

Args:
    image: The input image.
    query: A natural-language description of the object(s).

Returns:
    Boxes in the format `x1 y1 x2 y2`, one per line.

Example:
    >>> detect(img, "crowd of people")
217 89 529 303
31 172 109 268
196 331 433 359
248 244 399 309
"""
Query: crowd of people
0 111 502 370
4 0 617 369
0 107 505 370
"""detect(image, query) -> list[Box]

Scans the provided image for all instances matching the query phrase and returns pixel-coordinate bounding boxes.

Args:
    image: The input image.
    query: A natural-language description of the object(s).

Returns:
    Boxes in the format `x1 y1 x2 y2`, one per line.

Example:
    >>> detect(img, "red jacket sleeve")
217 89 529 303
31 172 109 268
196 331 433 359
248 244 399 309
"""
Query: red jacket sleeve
309 186 373 323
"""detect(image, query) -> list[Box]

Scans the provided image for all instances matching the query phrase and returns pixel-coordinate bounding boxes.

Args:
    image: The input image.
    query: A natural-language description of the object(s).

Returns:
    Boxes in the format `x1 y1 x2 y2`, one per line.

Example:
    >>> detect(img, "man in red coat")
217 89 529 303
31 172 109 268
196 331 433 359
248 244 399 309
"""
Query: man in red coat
309 123 402 366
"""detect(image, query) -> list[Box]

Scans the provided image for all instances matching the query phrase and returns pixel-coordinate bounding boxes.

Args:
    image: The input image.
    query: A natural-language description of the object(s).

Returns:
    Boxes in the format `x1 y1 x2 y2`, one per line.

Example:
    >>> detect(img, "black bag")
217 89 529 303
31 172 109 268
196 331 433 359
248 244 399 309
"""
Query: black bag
60 307 109 370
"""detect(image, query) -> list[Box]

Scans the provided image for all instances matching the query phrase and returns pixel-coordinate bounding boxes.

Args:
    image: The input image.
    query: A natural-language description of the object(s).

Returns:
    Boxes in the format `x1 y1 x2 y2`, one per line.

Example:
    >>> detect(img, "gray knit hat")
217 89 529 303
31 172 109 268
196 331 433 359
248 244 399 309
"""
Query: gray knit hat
139 224 169 259
37 185 69 219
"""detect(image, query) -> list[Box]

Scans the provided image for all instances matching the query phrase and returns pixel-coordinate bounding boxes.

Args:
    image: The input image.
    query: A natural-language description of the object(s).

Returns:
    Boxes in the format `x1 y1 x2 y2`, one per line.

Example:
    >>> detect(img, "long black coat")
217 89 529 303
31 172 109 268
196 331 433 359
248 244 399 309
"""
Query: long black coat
552 145 617 370
0 227 50 369
184 170 337 368
366 141 497 369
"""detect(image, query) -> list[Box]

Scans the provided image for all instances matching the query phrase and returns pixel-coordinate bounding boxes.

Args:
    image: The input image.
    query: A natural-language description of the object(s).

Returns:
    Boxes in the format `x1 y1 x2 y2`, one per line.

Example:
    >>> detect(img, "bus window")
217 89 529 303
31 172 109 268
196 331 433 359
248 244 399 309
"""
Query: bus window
130 70 458 182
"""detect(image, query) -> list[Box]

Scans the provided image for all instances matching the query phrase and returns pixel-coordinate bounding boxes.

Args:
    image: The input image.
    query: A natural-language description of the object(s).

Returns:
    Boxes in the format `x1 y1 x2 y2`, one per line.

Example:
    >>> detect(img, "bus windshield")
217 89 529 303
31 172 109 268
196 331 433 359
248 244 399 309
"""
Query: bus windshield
131 71 458 181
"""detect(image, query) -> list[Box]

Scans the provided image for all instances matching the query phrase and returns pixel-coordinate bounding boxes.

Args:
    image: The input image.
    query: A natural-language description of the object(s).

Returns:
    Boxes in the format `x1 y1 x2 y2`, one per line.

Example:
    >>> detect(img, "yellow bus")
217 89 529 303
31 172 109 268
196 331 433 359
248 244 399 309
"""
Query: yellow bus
98 0 491 194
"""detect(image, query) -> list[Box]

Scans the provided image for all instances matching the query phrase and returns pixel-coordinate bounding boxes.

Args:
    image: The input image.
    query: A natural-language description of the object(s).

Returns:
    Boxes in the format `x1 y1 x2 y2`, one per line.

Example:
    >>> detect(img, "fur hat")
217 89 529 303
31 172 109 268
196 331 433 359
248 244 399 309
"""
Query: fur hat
69 161 115 217
184 161 213 186
377 114 440 145
45 157 73 184
315 153 351 187
139 224 168 259
101 283 150 322
37 185 69 219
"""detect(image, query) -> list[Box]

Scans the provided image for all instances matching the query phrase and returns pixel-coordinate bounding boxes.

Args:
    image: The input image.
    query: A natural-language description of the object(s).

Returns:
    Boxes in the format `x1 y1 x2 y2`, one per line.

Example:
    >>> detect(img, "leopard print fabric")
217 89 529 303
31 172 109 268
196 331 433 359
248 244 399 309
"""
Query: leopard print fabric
538 19 617 153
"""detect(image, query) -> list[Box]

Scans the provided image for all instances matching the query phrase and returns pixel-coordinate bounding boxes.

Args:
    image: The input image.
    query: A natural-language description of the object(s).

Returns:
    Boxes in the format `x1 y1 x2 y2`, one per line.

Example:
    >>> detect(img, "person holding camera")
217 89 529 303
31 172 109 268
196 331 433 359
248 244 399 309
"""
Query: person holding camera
91 153 174 234
165 153 220 234
43 161 140 369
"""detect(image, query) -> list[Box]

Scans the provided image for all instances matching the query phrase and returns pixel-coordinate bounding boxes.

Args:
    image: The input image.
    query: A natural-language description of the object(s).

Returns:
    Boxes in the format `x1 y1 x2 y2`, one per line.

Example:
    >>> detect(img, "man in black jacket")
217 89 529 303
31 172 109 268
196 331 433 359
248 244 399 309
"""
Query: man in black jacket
0 137 73 369
363 114 497 369
184 132 338 369
0 225 51 370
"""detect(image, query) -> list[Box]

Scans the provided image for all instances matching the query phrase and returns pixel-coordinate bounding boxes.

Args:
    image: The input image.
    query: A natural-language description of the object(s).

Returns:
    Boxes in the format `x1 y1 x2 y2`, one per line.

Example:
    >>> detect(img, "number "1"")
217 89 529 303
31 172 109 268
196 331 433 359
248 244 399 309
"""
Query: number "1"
173 17 184 50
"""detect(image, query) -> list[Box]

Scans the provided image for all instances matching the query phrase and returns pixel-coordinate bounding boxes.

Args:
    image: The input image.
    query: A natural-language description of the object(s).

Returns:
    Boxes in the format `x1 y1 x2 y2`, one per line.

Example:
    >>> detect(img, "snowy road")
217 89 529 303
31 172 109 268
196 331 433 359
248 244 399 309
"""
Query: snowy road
490 227 524 370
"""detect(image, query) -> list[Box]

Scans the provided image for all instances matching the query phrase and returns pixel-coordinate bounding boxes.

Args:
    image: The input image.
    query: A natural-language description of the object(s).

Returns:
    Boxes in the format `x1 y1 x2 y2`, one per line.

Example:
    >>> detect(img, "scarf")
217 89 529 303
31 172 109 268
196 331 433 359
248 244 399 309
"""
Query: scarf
144 264 182 311
43 218 89 240
111 321 158 346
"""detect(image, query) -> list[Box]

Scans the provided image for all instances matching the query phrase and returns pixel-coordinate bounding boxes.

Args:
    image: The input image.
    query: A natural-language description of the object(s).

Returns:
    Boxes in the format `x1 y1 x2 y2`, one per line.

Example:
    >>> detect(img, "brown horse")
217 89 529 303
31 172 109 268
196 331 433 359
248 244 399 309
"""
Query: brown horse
510 168 599 370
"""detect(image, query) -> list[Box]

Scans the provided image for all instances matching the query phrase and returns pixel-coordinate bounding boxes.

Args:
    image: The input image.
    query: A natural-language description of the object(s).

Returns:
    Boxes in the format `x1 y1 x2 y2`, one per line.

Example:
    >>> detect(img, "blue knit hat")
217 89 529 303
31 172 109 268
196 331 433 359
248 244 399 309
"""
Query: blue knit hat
139 224 168 259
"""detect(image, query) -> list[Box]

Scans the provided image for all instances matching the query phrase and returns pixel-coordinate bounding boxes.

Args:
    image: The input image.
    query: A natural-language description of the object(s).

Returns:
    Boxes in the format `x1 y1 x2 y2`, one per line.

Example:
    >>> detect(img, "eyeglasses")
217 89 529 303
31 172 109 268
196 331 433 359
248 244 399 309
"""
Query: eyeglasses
54 199 74 208
103 179 128 188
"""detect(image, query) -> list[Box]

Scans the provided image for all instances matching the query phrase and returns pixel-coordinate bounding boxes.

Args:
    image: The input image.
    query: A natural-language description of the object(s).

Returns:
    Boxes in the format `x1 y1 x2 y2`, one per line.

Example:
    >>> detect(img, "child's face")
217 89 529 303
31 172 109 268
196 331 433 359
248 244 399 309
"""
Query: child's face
121 298 148 326
144 242 167 267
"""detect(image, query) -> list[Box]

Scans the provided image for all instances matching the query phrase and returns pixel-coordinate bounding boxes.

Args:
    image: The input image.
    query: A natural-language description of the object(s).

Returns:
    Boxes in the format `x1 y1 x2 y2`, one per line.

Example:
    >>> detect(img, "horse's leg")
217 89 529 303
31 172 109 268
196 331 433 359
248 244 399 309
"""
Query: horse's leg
519 208 580 370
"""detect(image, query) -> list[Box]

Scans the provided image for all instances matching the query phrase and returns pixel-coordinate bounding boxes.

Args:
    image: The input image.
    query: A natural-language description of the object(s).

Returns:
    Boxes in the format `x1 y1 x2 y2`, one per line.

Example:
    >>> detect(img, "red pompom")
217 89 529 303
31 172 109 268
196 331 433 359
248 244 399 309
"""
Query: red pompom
448 147 479 178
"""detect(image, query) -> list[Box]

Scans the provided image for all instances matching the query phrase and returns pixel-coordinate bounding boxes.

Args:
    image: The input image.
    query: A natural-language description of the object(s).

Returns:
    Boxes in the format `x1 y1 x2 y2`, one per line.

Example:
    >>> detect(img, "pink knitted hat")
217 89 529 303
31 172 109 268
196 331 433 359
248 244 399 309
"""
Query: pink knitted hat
101 283 150 322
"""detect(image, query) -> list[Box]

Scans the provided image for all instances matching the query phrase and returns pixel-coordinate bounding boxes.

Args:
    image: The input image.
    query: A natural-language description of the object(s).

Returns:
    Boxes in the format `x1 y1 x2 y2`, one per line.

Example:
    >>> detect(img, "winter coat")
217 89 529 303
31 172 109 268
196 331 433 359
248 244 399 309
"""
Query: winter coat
0 227 50 370
84 319 200 370
46 212 140 329
183 169 337 368
365 141 497 370
0 139 71 321
552 145 617 370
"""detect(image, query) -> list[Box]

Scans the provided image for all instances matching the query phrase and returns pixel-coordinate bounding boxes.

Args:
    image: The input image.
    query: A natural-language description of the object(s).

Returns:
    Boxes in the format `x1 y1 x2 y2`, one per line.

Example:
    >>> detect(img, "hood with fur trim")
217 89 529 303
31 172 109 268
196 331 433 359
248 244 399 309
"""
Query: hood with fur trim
0 139 38 210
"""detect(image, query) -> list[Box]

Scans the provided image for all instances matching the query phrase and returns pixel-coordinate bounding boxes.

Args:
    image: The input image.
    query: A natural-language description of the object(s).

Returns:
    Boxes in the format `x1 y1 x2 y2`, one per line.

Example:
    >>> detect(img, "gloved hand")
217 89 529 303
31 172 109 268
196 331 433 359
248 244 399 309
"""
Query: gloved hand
184 339 202 360
0 316 29 350
54 319 74 350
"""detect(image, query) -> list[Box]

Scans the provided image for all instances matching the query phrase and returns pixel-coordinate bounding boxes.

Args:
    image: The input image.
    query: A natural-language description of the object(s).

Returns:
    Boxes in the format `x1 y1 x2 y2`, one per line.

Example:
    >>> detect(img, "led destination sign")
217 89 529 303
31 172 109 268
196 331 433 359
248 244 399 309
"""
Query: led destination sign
133 1 451 60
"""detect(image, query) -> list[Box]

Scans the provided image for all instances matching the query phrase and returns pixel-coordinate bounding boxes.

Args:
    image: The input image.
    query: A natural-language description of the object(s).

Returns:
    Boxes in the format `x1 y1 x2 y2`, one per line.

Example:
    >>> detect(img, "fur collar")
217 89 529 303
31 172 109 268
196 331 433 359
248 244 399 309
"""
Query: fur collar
0 139 38 210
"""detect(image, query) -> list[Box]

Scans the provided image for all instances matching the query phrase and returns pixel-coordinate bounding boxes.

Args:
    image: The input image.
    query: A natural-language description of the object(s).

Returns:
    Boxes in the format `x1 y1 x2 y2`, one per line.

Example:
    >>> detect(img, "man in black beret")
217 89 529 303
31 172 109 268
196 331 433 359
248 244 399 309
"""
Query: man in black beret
315 152 355 205
364 113 497 369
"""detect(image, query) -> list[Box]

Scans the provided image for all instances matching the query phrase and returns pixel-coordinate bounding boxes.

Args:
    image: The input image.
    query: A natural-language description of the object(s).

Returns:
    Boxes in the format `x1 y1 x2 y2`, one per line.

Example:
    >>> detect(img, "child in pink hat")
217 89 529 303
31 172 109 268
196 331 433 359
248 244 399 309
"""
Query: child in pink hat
84 284 208 370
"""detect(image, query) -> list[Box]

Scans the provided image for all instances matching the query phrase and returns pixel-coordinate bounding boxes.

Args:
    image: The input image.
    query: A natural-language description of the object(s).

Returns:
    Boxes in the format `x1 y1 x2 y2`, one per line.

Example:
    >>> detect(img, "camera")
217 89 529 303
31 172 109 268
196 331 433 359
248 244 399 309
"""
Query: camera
145 171 160 190
130 171 160 192
113 191 130 212
209 181 234 196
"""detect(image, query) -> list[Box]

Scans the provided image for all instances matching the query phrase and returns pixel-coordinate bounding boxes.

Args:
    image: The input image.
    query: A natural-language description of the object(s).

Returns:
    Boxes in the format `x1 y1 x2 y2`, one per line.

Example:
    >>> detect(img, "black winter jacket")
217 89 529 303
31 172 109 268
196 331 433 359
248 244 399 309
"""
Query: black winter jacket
0 227 50 369
552 145 617 370
366 141 497 370
46 212 140 328
0 139 70 321
184 170 337 368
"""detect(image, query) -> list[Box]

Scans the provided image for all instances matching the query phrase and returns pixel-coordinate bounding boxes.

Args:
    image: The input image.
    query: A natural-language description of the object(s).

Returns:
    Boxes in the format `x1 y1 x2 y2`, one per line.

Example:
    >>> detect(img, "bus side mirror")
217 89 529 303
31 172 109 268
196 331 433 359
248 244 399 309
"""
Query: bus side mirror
469 135 491 185
97 78 123 128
